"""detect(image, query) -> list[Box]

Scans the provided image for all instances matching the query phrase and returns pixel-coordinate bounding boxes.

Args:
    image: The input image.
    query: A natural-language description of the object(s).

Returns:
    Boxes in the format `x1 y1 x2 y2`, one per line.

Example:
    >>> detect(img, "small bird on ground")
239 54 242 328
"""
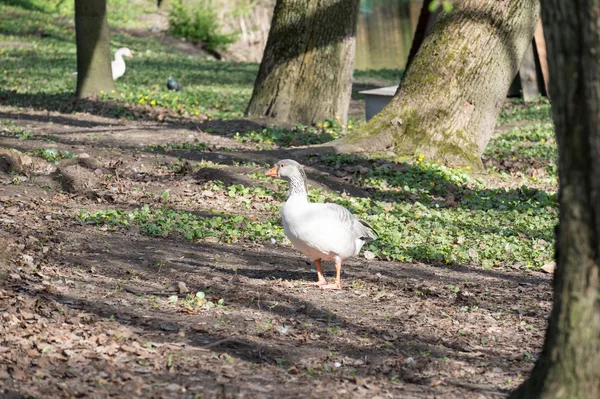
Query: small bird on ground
266 159 377 290
167 76 182 91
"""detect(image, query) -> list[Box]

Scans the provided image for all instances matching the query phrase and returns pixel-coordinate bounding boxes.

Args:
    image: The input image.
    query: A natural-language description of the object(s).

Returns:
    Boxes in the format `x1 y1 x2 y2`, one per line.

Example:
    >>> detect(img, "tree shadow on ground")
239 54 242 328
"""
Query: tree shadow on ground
41 225 544 396
18 222 549 399
0 92 205 126
0 95 343 149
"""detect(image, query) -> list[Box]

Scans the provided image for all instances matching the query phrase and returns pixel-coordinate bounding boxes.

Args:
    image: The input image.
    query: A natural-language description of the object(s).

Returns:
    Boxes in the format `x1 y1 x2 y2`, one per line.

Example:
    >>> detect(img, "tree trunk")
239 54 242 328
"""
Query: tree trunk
332 0 540 169
519 42 540 102
75 0 116 98
245 0 360 126
509 2 600 398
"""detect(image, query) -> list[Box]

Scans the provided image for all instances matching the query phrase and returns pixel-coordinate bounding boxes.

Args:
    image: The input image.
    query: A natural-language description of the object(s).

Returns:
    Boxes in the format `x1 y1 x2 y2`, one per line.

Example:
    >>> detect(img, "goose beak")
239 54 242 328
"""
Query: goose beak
265 166 278 177
127 52 134 58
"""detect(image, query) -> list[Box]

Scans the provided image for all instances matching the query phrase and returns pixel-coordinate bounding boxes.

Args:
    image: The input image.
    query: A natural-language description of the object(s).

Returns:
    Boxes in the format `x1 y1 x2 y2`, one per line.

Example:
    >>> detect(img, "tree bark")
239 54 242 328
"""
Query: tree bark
75 0 116 98
509 2 600 398
332 0 540 169
519 42 540 102
245 0 360 126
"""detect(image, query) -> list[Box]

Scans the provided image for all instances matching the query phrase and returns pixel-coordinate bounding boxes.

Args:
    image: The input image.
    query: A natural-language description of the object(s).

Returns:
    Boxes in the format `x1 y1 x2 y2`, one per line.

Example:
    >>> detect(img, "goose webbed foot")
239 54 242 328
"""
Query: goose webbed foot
320 281 341 290
313 258 328 286
320 258 342 290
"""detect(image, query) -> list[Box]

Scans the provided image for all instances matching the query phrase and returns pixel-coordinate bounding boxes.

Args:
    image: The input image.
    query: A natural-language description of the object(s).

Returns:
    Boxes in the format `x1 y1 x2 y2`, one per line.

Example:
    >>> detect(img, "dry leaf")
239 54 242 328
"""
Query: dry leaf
541 261 556 274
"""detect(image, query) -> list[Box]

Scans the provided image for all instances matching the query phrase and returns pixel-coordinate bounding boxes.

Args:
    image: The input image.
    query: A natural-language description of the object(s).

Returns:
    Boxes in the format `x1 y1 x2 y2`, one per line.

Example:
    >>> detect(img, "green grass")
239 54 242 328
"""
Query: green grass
78 205 284 244
0 1 257 120
486 123 556 161
32 148 75 162
232 119 352 148
2 0 156 28
499 98 552 124
486 123 557 173
79 152 558 269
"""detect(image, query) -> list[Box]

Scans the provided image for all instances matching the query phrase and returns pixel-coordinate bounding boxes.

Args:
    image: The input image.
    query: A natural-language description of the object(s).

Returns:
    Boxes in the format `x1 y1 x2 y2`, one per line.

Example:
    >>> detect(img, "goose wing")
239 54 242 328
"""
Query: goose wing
320 203 378 242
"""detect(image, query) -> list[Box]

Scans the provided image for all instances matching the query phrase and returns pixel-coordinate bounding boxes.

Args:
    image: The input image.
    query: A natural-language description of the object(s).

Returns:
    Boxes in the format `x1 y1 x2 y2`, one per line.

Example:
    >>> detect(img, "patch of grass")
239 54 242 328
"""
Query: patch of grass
499 98 552 124
32 148 75 162
233 119 349 148
484 123 558 182
3 0 157 28
77 205 285 243
79 146 558 269
0 120 34 139
486 123 557 163
145 140 210 152
310 154 557 267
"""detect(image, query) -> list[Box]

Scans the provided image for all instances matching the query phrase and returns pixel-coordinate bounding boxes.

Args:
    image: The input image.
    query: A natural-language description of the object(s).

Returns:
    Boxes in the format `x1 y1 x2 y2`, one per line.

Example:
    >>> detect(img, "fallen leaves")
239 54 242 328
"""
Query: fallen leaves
541 261 556 274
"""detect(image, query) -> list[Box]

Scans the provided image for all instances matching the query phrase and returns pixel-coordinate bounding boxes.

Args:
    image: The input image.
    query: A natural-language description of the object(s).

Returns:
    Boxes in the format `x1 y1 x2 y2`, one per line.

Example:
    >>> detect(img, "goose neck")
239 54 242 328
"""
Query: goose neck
288 175 307 198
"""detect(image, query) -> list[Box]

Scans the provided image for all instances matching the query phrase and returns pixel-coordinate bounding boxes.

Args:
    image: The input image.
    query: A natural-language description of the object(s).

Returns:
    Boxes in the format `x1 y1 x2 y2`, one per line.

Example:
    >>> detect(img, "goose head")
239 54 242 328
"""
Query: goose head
266 159 309 196
115 47 133 59
266 159 306 181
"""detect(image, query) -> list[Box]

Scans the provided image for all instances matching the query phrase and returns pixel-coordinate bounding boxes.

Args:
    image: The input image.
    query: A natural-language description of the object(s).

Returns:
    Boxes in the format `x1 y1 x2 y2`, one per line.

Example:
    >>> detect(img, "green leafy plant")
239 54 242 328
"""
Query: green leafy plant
33 148 75 162
168 0 237 52
233 120 348 149
428 0 453 13
77 205 285 243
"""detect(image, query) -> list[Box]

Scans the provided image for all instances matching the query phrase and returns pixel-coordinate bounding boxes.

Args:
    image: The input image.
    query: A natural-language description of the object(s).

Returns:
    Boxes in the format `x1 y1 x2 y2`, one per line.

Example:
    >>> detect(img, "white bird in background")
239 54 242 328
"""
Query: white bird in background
111 47 133 80
71 47 133 81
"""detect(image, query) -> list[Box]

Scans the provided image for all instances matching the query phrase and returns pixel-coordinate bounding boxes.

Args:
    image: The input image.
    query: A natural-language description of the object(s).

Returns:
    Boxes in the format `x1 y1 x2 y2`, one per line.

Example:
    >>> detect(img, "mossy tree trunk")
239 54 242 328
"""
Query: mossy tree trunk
509 2 600 398
75 0 116 98
333 0 540 169
245 0 360 126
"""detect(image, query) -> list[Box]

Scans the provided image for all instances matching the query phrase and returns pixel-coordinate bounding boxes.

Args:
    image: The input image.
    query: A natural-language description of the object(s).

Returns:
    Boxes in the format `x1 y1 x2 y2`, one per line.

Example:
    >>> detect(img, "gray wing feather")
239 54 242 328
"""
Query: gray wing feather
323 203 378 242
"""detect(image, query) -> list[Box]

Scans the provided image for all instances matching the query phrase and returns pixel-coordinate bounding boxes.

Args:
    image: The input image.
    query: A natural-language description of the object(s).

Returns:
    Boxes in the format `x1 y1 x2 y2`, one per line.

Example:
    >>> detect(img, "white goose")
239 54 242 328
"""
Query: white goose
111 47 133 80
266 159 377 290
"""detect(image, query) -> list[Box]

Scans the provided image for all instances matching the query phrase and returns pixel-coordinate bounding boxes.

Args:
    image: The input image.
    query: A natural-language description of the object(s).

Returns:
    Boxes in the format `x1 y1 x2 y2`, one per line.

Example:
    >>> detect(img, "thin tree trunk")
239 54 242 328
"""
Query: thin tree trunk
332 0 540 169
533 20 549 97
509 2 600 398
75 0 116 98
404 0 431 74
519 42 540 101
245 0 360 126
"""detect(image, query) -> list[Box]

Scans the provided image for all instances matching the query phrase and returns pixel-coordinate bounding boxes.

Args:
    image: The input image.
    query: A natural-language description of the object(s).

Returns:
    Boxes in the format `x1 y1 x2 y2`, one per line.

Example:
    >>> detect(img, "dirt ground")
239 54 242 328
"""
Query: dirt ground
0 105 552 398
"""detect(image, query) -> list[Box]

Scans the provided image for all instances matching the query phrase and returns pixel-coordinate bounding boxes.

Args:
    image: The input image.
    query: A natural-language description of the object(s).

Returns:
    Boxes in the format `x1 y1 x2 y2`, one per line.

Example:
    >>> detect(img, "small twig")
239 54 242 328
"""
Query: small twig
444 378 506 396
199 338 237 350
122 286 178 297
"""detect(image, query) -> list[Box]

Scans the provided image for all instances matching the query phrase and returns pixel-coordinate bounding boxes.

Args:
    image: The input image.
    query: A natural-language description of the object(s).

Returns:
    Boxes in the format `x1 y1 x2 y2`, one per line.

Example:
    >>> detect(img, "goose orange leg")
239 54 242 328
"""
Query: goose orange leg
313 259 328 286
321 257 342 290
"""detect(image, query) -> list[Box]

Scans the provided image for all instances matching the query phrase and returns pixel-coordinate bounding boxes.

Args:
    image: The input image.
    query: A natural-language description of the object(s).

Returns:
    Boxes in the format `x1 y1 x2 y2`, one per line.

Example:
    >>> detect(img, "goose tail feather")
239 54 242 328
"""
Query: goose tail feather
358 219 378 242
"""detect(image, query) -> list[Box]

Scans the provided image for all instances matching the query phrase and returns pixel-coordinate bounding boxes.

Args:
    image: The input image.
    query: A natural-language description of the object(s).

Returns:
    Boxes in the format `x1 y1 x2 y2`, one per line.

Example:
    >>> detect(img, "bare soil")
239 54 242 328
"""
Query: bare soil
0 105 551 399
